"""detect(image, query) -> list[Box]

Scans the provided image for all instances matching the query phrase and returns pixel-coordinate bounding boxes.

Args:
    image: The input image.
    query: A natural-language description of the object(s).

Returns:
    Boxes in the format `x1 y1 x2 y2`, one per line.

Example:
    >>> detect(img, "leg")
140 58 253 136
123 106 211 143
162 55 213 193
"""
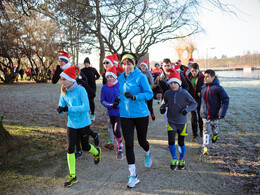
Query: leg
191 110 198 138
121 117 135 165
211 119 219 143
89 97 95 116
105 115 114 150
147 99 155 121
197 107 203 137
167 123 178 170
134 116 149 152
202 118 211 155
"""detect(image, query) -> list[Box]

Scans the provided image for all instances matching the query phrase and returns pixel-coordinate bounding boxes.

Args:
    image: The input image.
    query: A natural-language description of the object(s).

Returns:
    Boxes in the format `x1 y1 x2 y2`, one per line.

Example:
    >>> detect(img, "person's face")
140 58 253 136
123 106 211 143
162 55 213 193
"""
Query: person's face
191 68 199 78
122 59 134 74
59 59 66 67
60 76 74 88
103 60 112 69
107 75 116 83
84 62 90 68
155 65 160 69
163 62 171 72
140 64 147 72
204 73 215 84
169 81 179 91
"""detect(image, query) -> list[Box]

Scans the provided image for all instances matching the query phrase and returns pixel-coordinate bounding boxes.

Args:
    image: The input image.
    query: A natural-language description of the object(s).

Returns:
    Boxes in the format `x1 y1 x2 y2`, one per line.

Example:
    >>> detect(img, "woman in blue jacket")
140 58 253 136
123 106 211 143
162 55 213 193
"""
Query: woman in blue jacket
118 51 153 188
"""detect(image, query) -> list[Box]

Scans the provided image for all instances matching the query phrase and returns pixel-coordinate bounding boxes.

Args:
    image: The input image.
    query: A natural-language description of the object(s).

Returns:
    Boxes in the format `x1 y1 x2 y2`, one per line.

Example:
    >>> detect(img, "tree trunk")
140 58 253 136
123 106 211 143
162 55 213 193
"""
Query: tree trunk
0 116 21 157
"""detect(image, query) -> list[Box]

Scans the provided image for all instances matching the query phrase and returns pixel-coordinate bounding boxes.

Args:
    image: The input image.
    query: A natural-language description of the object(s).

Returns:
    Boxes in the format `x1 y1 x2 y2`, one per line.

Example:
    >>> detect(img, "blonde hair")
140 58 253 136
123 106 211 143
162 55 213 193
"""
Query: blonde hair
61 84 66 95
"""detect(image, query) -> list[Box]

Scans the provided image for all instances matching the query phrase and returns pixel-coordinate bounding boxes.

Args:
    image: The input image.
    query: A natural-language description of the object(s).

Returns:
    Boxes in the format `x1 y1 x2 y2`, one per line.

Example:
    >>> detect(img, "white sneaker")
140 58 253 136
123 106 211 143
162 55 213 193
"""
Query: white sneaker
126 175 140 188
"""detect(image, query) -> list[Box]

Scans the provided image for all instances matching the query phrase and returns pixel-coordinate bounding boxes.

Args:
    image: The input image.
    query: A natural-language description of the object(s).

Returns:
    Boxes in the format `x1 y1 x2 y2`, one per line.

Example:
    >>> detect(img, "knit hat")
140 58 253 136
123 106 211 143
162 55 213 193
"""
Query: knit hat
105 66 117 79
188 58 194 64
112 53 119 65
140 59 149 70
175 64 181 72
176 60 181 65
60 66 80 82
104 55 114 67
57 50 69 63
167 68 182 86
84 57 90 64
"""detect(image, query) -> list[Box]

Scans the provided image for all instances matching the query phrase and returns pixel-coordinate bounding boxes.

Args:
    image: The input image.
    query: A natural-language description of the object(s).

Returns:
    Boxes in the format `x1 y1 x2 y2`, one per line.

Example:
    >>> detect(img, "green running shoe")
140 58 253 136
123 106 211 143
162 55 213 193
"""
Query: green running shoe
170 159 178 170
178 160 185 170
64 175 77 187
203 146 209 155
212 134 218 143
94 147 101 165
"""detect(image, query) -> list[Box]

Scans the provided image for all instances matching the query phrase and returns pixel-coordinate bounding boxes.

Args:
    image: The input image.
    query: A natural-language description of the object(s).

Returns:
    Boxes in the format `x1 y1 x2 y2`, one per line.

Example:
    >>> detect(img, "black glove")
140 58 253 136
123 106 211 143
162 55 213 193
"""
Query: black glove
125 92 136 100
160 104 167 114
113 98 120 105
76 77 85 85
57 106 68 113
110 104 118 109
180 109 187 116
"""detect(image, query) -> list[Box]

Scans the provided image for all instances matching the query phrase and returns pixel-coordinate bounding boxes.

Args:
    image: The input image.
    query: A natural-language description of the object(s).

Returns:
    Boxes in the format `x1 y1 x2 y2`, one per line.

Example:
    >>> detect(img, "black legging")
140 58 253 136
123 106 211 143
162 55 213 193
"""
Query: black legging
76 128 96 151
121 116 149 164
168 131 185 146
67 126 91 154
191 108 203 137
146 98 154 115
89 97 95 115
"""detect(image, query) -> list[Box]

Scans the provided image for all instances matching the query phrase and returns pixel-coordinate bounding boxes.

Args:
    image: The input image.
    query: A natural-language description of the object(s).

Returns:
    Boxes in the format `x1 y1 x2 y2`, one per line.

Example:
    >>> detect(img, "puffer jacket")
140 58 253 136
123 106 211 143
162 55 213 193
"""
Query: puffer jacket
118 67 153 118
200 77 229 120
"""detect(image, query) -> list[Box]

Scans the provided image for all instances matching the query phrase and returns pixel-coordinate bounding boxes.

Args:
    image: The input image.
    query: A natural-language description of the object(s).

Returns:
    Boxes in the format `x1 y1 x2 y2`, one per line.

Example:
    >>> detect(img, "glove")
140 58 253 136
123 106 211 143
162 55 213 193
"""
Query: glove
160 104 166 114
57 106 68 113
110 104 118 109
125 92 136 100
113 98 120 106
180 109 187 116
76 77 85 85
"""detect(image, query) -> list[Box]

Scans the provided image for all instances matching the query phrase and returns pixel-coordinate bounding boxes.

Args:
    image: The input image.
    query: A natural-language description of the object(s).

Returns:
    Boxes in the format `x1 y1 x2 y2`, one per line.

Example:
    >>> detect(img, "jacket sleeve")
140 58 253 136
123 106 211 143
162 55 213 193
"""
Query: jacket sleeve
100 86 112 108
184 91 198 113
135 74 153 101
218 86 229 118
76 77 95 98
58 94 67 114
148 72 154 86
52 65 62 84
68 88 90 113
181 74 190 91
94 68 100 80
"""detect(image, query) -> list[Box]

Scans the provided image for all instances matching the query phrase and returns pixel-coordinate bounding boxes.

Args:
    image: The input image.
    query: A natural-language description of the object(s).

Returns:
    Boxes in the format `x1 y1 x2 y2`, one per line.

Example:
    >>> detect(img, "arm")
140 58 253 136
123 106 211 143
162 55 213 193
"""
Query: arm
68 88 90 113
94 68 100 80
76 77 95 98
181 74 190 91
58 94 67 114
134 74 153 101
218 87 229 118
184 91 198 113
100 86 113 108
52 65 62 84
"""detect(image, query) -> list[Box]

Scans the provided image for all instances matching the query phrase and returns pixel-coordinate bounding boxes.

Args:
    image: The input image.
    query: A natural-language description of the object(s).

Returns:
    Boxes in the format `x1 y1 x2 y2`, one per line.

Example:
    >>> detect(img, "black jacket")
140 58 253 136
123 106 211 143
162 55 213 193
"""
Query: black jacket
186 71 204 103
52 65 95 98
81 67 100 92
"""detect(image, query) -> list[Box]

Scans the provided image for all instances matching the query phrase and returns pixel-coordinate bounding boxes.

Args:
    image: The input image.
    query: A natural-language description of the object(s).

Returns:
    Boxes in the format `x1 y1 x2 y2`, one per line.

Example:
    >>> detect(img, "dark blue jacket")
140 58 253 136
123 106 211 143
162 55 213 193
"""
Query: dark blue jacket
200 77 229 120
100 82 120 117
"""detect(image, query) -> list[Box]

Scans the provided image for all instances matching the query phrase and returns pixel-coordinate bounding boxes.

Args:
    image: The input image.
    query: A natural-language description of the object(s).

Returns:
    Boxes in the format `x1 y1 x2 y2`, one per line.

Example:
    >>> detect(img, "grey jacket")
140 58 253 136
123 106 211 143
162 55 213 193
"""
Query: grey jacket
162 88 197 124
142 70 154 86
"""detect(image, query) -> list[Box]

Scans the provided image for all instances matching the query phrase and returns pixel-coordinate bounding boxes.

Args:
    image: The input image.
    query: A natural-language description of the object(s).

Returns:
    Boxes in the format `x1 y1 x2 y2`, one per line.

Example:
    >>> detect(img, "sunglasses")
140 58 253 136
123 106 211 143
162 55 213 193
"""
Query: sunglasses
103 61 110 65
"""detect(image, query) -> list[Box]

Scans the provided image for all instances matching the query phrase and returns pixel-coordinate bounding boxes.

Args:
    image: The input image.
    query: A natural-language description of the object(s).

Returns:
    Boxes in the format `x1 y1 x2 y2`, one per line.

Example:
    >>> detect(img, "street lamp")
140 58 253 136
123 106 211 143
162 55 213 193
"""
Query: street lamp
206 47 215 69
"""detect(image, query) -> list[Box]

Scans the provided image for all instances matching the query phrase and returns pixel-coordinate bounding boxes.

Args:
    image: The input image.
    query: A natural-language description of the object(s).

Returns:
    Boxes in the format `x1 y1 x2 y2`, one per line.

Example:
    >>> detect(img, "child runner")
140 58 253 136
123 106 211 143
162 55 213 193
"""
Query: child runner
160 68 197 170
200 69 229 155
186 63 205 139
57 66 101 187
100 66 124 160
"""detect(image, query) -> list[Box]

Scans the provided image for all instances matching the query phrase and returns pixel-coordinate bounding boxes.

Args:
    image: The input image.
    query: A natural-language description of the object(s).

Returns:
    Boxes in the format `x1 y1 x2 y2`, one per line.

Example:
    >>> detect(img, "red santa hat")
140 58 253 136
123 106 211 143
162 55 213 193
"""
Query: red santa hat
167 68 182 86
175 64 181 72
104 55 114 67
112 53 119 65
57 50 69 62
105 66 117 79
140 59 149 70
176 59 181 65
60 66 80 82
188 58 194 64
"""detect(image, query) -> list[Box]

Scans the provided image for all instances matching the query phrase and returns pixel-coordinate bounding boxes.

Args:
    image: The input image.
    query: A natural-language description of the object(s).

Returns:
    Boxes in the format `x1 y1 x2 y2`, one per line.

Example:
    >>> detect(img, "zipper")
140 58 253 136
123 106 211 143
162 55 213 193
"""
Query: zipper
206 85 209 120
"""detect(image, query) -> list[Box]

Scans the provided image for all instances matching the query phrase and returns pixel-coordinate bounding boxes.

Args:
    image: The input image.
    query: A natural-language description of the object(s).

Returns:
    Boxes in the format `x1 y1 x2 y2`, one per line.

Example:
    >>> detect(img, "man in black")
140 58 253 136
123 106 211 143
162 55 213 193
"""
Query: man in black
81 57 100 121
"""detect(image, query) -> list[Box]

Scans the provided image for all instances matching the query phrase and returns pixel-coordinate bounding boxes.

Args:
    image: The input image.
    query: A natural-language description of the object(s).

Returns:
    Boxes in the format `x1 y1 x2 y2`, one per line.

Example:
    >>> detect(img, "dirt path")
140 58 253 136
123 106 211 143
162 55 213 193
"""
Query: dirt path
52 95 239 194
0 81 245 194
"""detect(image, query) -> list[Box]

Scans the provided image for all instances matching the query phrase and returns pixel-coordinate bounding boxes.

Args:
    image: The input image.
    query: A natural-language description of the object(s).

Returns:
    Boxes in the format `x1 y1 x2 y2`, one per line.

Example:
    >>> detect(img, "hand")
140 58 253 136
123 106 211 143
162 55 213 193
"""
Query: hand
76 77 85 85
57 106 68 113
198 92 201 97
113 98 120 106
125 92 136 100
110 104 118 109
156 93 162 100
180 109 187 116
160 104 166 114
